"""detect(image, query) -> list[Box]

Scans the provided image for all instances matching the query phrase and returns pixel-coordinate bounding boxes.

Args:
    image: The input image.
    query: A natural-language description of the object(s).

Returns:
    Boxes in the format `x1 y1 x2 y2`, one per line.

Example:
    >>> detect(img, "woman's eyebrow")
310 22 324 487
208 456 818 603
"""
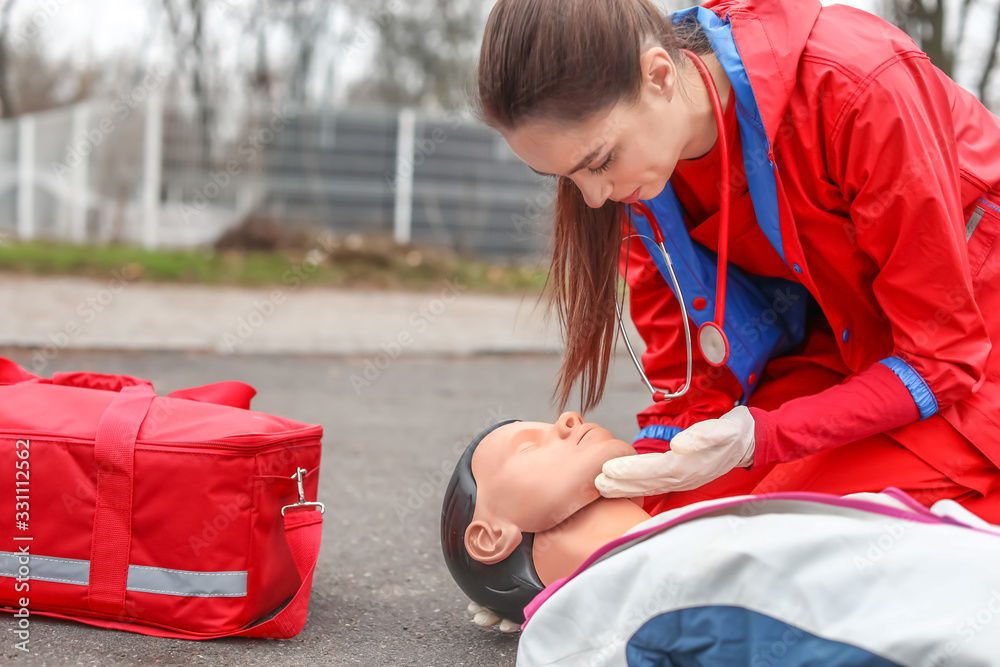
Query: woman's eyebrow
528 145 607 178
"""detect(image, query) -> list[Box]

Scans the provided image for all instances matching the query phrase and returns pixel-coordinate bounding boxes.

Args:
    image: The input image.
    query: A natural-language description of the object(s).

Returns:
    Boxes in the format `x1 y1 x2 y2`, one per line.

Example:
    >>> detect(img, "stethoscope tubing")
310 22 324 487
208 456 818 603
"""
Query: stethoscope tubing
618 49 732 403
616 234 694 401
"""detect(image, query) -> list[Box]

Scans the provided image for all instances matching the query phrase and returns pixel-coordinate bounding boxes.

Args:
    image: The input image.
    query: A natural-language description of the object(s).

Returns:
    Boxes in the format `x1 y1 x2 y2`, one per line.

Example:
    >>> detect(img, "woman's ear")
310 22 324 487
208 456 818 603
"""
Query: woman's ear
464 519 523 564
641 46 677 101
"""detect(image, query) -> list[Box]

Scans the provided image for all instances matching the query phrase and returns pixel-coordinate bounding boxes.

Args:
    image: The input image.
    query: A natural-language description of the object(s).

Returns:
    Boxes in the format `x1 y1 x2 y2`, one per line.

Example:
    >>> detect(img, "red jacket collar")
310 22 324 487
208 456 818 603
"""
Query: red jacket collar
699 0 822 145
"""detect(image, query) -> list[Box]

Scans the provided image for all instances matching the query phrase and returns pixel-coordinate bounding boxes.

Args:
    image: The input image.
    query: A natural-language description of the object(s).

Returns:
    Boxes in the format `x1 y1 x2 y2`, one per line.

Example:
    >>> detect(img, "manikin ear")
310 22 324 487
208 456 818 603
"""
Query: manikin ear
464 519 523 564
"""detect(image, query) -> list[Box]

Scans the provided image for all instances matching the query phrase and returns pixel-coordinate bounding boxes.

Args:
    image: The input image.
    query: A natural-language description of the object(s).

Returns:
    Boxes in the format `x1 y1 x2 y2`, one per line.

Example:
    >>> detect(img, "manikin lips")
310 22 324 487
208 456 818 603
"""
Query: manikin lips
575 425 599 446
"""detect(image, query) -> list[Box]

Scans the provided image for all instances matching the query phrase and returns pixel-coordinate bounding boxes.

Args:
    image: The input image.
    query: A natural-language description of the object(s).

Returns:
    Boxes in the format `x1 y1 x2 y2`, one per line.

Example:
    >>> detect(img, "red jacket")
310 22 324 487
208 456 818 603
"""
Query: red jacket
623 0 1000 465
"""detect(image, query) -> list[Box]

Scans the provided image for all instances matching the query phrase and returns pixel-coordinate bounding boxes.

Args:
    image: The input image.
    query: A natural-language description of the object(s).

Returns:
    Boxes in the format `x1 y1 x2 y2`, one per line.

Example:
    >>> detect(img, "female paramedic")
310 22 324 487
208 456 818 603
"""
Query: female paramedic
476 0 1000 522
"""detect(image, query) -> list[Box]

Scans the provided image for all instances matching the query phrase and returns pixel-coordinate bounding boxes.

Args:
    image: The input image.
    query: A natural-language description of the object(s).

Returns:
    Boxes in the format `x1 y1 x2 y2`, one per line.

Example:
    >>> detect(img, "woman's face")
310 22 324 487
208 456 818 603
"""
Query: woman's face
471 412 636 533
501 47 692 209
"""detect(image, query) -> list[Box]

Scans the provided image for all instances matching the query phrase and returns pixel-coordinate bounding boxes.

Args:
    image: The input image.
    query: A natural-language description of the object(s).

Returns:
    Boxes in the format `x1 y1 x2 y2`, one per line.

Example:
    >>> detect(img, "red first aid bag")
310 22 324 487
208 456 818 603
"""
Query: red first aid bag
0 358 324 639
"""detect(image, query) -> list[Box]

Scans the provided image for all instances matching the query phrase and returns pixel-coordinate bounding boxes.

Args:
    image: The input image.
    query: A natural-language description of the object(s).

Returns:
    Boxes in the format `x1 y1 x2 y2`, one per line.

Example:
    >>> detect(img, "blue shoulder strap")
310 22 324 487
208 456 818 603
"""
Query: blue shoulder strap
628 7 809 402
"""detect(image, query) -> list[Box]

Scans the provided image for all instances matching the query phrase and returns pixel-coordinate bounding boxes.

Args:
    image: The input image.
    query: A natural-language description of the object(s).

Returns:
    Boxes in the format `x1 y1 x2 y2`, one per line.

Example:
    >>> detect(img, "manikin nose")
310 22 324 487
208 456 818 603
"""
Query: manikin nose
555 411 583 438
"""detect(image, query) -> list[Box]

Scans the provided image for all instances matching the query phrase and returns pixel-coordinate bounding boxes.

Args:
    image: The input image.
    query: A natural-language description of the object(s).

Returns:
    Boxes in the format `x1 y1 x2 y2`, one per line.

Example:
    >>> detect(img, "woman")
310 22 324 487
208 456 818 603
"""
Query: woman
476 0 1000 521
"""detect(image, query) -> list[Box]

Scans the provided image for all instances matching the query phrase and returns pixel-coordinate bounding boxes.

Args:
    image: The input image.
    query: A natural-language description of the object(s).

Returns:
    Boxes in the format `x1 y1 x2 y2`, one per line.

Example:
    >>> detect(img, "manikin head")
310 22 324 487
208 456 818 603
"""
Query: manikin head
441 412 637 622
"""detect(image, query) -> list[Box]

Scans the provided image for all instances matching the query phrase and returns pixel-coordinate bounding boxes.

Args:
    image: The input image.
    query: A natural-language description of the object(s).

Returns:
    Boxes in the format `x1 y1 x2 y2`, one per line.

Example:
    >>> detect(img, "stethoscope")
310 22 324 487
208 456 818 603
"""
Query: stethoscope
617 49 732 403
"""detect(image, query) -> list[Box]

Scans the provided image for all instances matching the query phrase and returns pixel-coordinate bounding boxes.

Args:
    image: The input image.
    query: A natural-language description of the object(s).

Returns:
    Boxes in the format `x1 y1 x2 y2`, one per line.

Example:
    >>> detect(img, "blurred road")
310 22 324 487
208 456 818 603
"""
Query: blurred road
0 275 565 356
0 277 653 667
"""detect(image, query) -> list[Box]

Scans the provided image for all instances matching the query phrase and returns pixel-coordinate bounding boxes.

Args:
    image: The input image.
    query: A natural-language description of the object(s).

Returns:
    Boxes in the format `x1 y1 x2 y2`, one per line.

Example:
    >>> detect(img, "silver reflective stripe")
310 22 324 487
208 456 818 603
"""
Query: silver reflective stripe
127 563 246 597
0 551 246 598
967 206 985 242
0 551 89 586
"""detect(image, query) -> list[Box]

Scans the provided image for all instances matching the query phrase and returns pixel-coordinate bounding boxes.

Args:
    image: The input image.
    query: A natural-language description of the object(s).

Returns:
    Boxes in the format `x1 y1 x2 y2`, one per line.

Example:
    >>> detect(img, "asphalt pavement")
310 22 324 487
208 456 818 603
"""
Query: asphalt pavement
0 275 652 666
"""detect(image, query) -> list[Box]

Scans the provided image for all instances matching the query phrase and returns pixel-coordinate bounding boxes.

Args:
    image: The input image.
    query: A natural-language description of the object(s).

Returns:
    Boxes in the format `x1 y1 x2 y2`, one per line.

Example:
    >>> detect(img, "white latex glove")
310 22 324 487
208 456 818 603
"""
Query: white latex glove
595 406 756 497
467 601 521 633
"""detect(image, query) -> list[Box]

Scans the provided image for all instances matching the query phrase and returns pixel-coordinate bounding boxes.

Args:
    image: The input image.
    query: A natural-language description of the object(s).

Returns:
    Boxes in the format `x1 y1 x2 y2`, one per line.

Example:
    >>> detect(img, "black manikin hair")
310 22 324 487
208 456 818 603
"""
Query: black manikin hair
440 420 545 624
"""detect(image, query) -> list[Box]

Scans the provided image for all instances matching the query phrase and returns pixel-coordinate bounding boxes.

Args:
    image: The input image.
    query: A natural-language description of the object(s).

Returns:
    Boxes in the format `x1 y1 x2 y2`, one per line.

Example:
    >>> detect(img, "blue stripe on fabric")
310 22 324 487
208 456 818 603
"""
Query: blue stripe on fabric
635 425 683 443
878 357 939 420
977 197 1000 215
626 606 903 666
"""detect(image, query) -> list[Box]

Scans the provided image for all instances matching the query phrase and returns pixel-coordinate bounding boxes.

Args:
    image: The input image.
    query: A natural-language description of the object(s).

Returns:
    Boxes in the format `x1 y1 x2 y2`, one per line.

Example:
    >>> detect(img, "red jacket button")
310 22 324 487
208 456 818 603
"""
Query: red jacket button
693 297 708 310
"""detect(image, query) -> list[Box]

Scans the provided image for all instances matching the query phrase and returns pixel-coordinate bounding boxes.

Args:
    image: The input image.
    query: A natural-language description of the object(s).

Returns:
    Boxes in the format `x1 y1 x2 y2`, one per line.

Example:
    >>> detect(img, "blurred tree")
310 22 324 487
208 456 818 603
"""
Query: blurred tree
0 36 100 116
192 1 342 107
347 0 486 110
273 0 333 106
160 0 214 162
886 0 1000 104
888 0 964 77
5 46 97 114
239 1 278 102
0 0 17 117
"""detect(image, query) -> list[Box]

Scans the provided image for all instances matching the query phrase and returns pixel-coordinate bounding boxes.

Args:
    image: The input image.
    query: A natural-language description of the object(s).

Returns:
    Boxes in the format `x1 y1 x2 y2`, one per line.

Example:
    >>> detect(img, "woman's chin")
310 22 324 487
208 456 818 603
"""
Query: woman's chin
642 179 668 201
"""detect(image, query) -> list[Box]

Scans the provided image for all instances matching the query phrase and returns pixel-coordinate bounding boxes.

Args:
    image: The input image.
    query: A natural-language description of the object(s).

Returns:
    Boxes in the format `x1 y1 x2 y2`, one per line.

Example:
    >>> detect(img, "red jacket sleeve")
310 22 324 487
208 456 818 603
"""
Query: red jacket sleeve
752 53 991 464
750 363 919 466
828 53 990 412
620 229 743 438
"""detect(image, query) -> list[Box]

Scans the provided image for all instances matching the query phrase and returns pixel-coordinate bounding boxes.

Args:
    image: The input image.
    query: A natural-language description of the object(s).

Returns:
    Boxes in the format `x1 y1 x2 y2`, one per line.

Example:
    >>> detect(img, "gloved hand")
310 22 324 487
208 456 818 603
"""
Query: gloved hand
467 601 521 633
595 406 756 497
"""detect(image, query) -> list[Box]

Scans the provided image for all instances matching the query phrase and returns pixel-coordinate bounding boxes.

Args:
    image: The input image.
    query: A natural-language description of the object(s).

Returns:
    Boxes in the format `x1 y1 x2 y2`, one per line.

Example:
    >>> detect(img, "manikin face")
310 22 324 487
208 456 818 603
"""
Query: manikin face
502 47 694 209
464 412 635 564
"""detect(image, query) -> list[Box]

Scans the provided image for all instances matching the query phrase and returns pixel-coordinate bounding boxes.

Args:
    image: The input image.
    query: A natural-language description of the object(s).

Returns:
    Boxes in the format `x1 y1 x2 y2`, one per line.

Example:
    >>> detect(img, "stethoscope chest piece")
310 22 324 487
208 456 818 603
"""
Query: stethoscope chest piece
698 321 730 367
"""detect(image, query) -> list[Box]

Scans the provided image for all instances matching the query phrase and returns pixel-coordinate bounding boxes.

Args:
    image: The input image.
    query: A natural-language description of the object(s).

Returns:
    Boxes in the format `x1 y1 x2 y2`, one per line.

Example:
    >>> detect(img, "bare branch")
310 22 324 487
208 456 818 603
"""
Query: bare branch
159 0 190 77
957 0 975 46
0 0 19 117
978 5 1000 104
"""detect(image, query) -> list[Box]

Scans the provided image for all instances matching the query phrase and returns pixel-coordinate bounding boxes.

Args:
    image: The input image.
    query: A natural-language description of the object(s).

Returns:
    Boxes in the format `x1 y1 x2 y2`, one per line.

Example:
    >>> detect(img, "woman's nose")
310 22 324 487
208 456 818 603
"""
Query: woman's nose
555 411 583 438
577 178 610 209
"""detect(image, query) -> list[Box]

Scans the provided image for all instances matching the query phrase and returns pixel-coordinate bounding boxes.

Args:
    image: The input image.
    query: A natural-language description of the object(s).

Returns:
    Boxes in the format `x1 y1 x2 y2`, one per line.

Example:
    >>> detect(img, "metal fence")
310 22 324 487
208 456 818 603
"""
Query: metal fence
0 94 555 262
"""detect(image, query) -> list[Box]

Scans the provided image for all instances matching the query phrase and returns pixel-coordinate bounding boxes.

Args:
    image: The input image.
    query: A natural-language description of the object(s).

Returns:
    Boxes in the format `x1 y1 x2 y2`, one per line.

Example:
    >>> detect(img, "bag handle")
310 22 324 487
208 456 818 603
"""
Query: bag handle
52 371 154 392
0 357 255 409
87 384 157 617
166 381 257 410
0 357 41 385
224 509 323 638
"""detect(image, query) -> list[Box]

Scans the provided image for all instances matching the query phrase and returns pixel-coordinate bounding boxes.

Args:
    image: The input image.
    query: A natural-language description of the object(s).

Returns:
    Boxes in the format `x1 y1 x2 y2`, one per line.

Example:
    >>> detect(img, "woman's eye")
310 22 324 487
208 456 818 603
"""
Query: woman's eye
589 152 616 176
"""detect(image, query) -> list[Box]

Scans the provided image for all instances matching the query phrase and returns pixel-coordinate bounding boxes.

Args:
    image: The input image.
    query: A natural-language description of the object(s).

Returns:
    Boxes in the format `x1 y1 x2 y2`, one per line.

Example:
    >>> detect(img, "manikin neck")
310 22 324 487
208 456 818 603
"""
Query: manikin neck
531 497 651 586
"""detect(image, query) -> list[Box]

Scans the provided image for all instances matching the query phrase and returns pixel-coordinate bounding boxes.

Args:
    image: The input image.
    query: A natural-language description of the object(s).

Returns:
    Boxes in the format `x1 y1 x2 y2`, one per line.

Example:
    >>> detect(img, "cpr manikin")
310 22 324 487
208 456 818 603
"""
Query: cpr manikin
441 412 650 624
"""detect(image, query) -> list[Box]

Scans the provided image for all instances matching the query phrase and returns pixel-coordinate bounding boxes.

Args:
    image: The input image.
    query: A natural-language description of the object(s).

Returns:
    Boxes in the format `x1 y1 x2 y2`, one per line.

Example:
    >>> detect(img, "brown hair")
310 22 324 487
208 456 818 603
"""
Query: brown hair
476 0 708 412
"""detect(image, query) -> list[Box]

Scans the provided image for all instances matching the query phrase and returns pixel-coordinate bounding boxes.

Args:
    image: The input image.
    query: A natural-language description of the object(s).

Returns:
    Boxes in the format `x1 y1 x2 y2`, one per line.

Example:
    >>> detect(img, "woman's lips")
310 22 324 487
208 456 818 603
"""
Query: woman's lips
621 188 642 204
